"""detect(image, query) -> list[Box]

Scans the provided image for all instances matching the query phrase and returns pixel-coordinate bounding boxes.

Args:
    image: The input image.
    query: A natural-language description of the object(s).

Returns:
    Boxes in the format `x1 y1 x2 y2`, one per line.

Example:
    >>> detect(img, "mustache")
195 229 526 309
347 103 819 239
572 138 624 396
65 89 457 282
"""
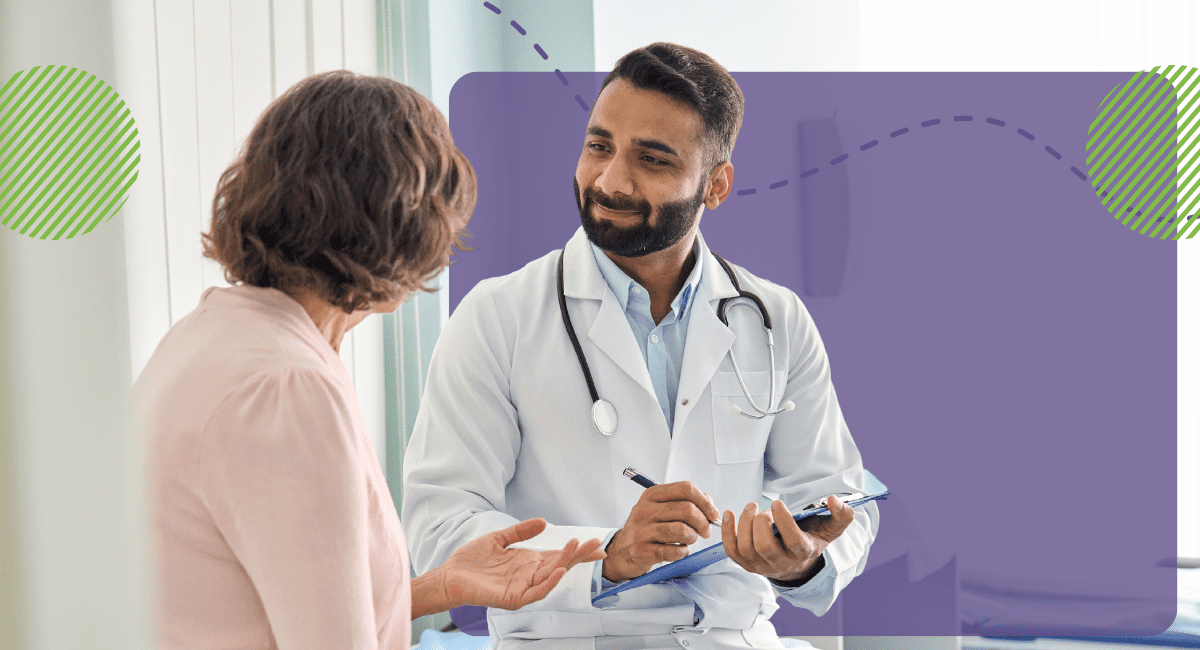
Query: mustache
583 186 651 215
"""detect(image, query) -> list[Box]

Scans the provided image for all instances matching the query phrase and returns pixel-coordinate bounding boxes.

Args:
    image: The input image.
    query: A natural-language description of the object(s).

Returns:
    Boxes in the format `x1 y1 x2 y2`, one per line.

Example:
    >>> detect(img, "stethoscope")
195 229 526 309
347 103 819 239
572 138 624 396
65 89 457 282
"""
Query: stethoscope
556 251 796 436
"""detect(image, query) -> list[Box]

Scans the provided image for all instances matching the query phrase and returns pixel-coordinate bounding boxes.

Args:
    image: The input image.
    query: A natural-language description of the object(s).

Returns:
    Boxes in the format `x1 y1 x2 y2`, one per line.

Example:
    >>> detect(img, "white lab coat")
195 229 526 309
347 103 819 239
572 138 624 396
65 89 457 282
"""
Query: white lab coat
402 228 878 650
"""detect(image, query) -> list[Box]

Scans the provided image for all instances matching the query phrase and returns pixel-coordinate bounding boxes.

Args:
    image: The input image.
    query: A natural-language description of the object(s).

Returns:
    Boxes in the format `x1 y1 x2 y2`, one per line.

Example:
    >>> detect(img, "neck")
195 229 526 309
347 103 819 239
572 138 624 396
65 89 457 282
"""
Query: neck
602 232 698 323
287 288 370 354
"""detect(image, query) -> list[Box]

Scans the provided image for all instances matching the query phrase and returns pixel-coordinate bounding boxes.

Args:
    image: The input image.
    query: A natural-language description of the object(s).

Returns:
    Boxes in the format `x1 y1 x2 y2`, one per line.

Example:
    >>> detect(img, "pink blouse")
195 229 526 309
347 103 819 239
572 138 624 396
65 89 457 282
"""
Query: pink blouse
135 285 411 650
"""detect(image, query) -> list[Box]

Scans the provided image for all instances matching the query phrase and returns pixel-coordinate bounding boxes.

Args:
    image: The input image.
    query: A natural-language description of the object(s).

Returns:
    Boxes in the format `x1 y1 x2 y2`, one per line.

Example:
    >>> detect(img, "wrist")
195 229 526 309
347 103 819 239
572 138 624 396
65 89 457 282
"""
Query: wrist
601 530 631 582
410 565 458 619
769 554 826 588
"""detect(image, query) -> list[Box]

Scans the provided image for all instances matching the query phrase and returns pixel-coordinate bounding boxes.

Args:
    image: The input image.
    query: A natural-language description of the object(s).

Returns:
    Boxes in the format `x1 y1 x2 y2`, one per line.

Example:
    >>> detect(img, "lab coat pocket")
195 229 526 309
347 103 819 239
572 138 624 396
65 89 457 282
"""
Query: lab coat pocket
710 371 786 464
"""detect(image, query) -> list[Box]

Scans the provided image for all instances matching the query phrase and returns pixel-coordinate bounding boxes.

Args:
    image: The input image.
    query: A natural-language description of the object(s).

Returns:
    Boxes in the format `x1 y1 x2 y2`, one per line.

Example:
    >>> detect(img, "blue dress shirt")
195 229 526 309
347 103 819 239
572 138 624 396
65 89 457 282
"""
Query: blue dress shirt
589 238 704 433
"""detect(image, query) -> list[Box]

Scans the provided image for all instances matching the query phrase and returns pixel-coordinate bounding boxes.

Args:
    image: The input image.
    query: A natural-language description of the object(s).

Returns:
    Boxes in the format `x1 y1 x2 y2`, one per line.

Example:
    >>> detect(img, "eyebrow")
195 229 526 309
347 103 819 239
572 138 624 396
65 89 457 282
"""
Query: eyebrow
586 126 680 159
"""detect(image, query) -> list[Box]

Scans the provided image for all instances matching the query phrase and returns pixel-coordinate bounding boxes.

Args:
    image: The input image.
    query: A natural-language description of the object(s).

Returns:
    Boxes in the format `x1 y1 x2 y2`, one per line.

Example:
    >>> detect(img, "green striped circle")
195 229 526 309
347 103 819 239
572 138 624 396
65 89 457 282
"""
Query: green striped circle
1086 65 1200 240
0 66 139 240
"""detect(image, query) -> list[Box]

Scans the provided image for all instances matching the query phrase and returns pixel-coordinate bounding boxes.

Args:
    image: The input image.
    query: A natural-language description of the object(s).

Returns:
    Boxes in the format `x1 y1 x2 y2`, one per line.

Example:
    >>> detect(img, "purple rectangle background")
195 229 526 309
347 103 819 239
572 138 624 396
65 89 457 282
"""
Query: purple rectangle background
447 72 1178 636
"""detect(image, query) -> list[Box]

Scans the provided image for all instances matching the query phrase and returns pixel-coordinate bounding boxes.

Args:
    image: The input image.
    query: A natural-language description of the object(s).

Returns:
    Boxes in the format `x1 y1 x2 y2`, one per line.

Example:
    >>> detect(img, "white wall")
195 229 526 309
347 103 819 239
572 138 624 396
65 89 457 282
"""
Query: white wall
593 0 860 73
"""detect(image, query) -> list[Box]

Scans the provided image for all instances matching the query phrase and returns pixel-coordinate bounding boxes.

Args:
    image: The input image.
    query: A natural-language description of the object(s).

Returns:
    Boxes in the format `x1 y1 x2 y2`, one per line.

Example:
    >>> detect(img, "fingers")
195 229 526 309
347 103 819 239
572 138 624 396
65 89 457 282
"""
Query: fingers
557 537 606 570
771 499 806 550
575 537 607 563
650 542 691 563
551 538 580 571
637 496 713 540
750 507 788 564
643 481 720 534
721 509 740 563
510 566 567 610
494 517 549 547
736 501 758 559
811 495 855 543
724 500 817 578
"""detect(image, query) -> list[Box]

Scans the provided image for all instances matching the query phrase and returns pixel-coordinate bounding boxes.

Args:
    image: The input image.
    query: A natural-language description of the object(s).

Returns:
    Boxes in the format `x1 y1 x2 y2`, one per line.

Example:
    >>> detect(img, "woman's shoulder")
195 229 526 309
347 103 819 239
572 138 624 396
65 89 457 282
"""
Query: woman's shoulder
135 287 351 444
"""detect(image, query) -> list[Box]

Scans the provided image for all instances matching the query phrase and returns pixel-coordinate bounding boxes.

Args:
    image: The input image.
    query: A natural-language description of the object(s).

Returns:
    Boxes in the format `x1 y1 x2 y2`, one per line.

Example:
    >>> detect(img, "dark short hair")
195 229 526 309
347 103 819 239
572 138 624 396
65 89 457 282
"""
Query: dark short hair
600 43 744 168
203 71 475 313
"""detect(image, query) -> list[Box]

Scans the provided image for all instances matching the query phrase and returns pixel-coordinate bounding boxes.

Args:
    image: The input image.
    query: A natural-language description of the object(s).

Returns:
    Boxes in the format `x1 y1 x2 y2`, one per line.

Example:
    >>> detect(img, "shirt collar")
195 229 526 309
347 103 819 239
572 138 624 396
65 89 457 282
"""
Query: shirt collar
589 235 706 319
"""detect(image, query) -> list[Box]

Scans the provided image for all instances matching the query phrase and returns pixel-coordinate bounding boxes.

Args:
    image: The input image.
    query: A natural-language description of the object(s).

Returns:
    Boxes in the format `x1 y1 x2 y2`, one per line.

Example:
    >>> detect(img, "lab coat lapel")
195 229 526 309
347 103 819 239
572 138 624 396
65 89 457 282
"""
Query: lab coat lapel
561 229 658 400
674 246 739 435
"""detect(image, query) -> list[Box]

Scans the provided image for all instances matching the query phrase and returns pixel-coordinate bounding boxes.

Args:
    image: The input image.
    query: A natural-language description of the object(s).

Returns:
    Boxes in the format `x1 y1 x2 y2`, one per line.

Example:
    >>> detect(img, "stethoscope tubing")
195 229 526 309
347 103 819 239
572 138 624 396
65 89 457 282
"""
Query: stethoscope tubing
557 249 792 436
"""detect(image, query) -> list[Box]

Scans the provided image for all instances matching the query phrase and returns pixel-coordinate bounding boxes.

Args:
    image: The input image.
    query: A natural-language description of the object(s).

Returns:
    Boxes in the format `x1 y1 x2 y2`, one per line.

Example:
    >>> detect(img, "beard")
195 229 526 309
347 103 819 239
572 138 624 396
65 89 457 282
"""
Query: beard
574 175 707 258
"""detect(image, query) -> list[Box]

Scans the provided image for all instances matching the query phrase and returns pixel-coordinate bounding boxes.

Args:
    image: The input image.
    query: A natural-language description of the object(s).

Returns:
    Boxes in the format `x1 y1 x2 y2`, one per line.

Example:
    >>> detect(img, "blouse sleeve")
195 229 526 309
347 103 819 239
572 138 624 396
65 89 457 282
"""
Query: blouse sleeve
198 367 382 650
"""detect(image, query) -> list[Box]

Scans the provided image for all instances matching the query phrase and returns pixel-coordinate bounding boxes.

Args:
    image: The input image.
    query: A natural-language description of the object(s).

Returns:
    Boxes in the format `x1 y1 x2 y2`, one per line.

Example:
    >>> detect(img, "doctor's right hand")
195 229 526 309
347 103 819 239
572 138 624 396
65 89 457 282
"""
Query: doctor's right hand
602 481 721 582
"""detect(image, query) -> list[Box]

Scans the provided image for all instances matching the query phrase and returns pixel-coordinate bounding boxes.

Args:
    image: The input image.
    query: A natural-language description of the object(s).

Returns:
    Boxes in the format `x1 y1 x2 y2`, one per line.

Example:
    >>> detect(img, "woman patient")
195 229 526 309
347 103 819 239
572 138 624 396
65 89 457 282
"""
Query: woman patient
133 71 603 650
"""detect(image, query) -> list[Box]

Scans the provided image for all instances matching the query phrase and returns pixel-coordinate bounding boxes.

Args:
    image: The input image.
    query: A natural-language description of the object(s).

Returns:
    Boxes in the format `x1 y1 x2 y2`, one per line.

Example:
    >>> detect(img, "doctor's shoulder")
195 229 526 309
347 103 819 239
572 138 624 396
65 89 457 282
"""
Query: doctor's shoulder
720 259 818 336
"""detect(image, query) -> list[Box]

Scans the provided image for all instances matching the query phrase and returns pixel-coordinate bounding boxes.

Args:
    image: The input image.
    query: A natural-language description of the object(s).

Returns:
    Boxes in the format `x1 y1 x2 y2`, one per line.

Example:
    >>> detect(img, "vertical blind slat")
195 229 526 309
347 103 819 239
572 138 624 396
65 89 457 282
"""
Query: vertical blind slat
193 0 235 291
155 0 205 323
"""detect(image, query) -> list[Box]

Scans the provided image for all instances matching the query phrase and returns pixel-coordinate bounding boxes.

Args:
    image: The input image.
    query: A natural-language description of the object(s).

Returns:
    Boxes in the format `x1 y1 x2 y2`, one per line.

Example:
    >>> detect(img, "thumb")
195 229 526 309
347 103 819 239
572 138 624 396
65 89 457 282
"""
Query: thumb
815 496 855 543
494 517 549 547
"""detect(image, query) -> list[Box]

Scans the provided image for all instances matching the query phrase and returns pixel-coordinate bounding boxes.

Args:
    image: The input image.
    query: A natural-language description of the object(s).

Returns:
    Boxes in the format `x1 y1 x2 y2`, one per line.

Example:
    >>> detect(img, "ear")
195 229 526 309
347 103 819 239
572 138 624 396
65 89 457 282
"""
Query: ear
705 162 734 210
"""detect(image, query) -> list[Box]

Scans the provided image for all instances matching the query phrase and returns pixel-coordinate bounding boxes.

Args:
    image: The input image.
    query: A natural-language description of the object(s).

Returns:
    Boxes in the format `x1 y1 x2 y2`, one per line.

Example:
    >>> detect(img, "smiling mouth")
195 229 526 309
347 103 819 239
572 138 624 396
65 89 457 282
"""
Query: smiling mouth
594 204 642 218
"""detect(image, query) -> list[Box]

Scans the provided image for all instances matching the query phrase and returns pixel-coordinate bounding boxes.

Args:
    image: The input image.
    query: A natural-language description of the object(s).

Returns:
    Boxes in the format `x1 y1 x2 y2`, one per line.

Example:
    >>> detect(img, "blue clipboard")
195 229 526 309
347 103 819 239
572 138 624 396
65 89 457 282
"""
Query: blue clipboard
592 477 889 604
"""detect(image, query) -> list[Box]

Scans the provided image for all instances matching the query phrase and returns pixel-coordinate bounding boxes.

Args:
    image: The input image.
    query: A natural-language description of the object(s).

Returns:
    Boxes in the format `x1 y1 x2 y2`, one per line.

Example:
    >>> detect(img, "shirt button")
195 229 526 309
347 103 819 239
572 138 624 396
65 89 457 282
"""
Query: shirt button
681 398 689 406
650 334 659 344
632 286 642 295
681 642 689 647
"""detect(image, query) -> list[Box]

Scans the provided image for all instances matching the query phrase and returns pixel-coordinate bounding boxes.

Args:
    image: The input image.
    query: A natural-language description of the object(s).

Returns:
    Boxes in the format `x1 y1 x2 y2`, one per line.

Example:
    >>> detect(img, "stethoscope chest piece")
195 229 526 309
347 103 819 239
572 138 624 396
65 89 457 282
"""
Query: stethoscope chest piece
592 399 618 436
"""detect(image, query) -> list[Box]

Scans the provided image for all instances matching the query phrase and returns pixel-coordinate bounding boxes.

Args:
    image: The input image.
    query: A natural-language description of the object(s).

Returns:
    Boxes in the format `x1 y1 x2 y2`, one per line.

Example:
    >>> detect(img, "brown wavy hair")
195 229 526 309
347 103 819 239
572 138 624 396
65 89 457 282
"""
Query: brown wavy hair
203 71 476 313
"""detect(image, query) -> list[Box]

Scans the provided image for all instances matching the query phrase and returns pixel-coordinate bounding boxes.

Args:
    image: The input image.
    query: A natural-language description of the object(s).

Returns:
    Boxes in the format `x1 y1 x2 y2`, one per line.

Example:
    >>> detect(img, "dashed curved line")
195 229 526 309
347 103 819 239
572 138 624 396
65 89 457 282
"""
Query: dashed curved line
478 3 1094 202
731 114 1092 196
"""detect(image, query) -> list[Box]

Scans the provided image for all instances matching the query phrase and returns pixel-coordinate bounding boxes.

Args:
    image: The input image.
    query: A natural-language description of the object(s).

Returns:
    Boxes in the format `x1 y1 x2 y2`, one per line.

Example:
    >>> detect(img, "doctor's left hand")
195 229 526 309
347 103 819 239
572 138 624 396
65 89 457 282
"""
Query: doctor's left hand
721 496 854 585
432 517 606 612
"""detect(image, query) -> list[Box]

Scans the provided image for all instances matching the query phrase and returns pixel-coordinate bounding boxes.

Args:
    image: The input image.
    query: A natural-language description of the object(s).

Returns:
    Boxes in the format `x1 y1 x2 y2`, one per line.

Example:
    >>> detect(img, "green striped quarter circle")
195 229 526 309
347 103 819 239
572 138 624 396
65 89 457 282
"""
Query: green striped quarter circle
1086 65 1200 240
0 66 139 240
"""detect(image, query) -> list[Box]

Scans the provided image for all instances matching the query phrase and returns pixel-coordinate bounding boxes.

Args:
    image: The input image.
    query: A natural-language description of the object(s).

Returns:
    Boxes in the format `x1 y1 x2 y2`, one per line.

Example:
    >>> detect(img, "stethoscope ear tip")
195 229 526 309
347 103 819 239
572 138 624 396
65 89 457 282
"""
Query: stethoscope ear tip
782 400 796 412
729 404 743 415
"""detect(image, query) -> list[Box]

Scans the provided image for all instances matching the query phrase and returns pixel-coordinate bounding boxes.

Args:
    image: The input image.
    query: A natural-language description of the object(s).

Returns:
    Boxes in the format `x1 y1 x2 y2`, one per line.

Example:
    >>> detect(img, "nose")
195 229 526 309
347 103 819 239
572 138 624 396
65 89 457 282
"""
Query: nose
593 153 635 198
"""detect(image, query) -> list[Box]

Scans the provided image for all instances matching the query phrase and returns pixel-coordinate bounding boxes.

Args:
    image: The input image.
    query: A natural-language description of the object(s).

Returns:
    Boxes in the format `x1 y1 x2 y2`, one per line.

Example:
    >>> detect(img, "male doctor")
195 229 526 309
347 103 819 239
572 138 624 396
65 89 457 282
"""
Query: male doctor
403 43 878 650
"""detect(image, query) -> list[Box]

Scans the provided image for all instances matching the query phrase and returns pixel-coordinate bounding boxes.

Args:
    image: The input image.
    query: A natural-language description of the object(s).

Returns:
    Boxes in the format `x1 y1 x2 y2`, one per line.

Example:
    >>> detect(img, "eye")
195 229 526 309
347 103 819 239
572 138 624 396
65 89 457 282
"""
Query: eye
641 154 670 166
586 142 609 153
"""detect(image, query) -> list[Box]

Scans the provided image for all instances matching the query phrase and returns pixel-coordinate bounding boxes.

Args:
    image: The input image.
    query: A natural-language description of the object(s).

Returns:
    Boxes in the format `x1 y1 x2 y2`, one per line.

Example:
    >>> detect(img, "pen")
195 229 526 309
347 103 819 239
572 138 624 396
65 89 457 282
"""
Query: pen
622 467 722 526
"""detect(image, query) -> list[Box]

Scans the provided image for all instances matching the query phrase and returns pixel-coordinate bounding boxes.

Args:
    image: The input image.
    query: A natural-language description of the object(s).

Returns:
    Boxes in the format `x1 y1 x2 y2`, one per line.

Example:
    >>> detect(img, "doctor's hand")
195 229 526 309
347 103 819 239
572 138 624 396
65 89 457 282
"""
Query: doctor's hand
721 495 854 585
603 481 721 582
413 518 605 618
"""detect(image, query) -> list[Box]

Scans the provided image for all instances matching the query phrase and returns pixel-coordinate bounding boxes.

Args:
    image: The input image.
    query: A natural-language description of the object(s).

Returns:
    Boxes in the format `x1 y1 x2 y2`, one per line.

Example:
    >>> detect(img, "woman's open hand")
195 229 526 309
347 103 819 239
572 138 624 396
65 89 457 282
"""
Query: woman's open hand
426 518 605 614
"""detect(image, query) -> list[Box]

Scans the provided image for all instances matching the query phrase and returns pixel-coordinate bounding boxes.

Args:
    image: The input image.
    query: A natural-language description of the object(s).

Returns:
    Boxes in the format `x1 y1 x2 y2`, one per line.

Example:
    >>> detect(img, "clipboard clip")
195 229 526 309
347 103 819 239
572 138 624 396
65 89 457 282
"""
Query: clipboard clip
804 493 864 511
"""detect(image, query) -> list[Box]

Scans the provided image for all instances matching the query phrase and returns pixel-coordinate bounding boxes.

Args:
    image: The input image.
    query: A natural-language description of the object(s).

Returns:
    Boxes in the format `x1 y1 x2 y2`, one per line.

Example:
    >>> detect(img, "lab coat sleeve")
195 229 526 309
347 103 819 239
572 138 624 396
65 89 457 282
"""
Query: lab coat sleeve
197 368 383 650
402 281 612 613
763 291 880 615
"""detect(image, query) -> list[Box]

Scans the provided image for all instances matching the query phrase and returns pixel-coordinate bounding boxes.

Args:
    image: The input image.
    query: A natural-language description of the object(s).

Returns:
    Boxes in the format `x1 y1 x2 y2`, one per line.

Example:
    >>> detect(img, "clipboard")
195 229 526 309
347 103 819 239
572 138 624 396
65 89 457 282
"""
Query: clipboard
592 481 889 604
